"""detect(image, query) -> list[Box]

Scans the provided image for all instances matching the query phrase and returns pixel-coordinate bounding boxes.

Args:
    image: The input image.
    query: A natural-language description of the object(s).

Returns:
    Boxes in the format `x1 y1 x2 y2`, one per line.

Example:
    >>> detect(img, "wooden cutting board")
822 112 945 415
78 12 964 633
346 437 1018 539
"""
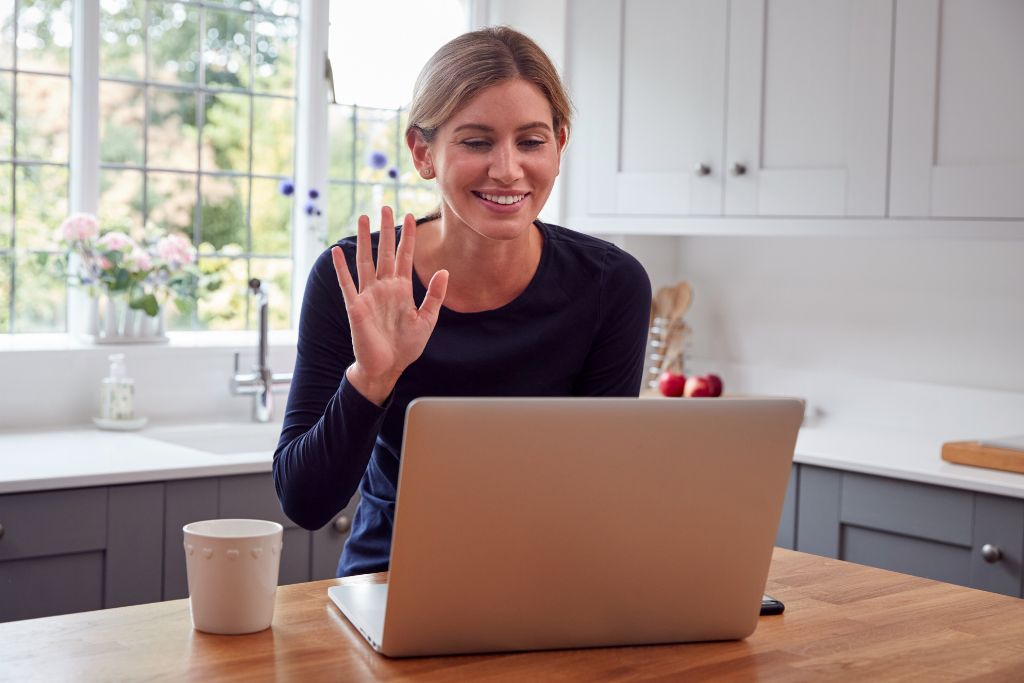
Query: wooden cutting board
942 441 1024 475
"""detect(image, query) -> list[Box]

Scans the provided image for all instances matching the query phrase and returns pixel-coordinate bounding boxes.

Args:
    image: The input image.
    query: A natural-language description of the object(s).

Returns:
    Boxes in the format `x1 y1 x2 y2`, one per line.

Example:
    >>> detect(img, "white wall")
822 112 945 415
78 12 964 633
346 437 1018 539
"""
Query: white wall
668 234 1024 393
0 335 296 431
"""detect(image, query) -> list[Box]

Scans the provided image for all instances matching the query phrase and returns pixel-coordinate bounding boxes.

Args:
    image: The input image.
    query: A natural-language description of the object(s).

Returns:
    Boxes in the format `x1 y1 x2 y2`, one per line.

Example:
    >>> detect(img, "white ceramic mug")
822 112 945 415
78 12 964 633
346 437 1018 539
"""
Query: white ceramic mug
183 519 284 634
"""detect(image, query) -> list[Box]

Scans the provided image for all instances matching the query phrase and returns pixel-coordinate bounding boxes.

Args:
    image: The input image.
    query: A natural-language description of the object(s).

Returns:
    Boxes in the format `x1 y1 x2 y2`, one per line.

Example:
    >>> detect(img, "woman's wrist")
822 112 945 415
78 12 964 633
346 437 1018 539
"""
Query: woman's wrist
346 364 401 406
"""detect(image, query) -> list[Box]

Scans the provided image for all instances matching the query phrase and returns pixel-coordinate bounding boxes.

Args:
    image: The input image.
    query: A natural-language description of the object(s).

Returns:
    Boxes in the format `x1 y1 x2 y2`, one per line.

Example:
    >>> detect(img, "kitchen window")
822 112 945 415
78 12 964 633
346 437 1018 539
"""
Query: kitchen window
0 0 472 337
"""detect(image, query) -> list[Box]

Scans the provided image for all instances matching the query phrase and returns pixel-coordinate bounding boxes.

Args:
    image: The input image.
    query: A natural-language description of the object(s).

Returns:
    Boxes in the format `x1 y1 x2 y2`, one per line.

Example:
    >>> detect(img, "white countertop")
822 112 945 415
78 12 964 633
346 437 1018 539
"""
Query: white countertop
0 423 275 495
793 421 1024 499
2 415 1023 497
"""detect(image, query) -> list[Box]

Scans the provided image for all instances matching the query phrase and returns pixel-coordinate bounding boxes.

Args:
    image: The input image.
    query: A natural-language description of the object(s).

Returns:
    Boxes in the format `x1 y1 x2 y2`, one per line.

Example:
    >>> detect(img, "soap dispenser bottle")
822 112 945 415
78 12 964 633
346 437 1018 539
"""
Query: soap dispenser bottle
100 353 134 421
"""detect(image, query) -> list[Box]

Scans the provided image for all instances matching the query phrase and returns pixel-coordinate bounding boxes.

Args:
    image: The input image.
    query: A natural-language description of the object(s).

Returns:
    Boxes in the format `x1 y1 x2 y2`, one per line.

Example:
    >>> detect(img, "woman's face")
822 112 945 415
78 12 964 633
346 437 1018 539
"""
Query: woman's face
411 78 566 242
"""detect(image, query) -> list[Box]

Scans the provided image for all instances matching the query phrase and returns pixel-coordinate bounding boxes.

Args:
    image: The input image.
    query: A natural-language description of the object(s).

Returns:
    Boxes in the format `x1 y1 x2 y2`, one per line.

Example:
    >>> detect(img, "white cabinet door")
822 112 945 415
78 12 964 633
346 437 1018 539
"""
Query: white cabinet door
890 0 1024 219
567 0 728 216
725 0 893 217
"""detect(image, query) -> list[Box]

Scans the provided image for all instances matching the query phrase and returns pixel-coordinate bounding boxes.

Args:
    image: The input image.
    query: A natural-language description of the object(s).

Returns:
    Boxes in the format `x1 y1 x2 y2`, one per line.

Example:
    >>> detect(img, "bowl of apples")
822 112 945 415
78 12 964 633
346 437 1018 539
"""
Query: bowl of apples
657 371 723 398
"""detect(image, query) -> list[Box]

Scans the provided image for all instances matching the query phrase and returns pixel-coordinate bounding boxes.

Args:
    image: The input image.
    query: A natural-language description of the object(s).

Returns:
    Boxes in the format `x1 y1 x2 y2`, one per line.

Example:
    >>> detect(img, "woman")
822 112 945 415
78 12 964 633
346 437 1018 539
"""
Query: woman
274 27 651 576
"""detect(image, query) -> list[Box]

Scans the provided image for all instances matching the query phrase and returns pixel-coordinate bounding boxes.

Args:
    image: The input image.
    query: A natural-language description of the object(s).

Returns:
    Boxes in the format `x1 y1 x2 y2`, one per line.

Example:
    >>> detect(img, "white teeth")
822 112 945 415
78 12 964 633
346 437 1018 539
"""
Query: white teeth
479 193 525 205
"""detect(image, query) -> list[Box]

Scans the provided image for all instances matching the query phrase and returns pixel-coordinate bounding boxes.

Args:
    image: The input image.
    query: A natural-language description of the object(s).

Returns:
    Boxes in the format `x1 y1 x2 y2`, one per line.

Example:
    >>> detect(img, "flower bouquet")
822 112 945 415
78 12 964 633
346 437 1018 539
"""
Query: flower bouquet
59 213 223 342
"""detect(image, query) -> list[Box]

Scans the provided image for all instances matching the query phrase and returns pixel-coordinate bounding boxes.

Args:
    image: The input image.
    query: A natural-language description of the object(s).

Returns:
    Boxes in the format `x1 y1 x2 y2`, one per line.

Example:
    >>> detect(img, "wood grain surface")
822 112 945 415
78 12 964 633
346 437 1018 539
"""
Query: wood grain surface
942 440 1024 475
2 549 1023 682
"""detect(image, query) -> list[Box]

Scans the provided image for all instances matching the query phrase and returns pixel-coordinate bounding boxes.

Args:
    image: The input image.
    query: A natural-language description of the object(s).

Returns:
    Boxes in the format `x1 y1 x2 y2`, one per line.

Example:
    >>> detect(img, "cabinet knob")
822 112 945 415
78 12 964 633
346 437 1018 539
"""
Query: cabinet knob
693 163 711 177
730 162 747 176
981 544 1002 563
333 514 351 534
0 523 4 539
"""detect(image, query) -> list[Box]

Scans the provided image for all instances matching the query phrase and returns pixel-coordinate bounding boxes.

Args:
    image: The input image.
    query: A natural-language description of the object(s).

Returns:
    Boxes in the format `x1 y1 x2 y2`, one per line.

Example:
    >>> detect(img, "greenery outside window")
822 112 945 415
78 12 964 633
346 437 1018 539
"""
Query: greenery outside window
0 0 73 333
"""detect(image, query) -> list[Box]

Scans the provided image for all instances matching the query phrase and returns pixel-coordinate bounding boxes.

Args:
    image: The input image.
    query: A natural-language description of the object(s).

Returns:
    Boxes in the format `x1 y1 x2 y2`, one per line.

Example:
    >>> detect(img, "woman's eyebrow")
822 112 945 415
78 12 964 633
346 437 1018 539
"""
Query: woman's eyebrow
452 122 553 134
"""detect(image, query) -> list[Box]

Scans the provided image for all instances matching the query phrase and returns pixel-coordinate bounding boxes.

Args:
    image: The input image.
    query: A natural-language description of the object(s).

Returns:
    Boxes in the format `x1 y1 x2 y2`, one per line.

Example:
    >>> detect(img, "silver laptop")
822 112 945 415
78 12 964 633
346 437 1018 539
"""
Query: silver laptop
328 396 803 657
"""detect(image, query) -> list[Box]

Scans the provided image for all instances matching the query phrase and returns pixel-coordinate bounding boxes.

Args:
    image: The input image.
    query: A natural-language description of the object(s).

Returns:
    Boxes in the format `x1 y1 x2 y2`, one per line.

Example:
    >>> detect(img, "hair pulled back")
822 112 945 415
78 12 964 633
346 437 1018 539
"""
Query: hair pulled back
406 26 572 143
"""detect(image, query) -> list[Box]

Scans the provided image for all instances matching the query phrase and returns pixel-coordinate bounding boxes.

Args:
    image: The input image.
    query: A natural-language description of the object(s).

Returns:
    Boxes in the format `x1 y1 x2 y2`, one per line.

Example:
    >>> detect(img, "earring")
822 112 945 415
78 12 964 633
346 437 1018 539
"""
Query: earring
420 166 433 179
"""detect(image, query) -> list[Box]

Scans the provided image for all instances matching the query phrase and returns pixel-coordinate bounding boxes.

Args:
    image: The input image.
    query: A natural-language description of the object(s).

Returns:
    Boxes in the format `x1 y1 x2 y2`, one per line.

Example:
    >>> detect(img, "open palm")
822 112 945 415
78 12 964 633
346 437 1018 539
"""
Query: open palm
332 208 449 403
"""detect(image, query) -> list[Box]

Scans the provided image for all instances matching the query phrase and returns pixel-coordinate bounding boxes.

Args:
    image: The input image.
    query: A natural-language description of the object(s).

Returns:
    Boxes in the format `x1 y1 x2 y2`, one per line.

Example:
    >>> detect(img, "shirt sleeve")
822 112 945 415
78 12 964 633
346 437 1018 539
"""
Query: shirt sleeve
572 246 652 397
272 244 388 530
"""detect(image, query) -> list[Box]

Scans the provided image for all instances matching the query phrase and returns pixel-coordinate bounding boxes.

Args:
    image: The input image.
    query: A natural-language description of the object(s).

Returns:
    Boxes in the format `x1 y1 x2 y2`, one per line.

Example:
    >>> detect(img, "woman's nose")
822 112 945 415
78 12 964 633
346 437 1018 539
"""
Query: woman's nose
488 144 523 184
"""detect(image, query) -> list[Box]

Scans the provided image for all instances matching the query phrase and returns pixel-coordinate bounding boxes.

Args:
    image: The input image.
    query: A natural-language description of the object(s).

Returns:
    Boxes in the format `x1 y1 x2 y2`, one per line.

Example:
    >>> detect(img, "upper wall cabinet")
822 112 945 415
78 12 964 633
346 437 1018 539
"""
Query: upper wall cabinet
890 0 1024 219
566 0 893 219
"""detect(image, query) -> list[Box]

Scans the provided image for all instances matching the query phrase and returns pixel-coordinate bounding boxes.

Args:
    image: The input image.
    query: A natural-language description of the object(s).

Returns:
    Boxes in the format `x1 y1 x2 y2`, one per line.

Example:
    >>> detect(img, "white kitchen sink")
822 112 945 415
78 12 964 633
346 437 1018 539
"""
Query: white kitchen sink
141 420 284 455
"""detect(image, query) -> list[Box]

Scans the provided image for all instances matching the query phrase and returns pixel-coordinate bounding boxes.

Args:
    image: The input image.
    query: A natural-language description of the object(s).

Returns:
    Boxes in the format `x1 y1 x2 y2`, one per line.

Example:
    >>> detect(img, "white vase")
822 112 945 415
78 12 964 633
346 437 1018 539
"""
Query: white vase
83 292 168 344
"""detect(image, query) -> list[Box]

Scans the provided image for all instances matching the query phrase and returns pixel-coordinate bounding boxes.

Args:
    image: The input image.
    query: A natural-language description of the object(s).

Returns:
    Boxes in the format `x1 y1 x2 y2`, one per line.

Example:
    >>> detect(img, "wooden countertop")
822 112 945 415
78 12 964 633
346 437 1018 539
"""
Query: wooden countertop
3 548 1022 681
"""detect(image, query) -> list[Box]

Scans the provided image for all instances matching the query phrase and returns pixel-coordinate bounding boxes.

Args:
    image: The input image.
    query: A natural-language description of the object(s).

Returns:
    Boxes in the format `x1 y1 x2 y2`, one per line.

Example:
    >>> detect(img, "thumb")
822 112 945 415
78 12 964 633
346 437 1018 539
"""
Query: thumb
418 269 449 326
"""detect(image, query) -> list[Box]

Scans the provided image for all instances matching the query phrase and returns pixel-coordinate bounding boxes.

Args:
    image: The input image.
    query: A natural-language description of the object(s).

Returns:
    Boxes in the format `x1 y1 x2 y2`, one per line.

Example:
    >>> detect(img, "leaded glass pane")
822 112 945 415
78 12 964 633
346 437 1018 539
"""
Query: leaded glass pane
100 81 144 165
204 8 251 90
148 86 198 170
249 257 290 328
328 105 355 180
0 75 10 159
15 73 69 162
99 168 144 235
99 0 145 80
0 0 13 69
0 163 11 249
200 173 248 250
202 91 250 172
253 14 295 95
16 0 72 73
251 176 289 255
14 249 65 332
147 171 196 236
197 255 246 330
252 95 293 175
14 163 67 250
149 1 200 85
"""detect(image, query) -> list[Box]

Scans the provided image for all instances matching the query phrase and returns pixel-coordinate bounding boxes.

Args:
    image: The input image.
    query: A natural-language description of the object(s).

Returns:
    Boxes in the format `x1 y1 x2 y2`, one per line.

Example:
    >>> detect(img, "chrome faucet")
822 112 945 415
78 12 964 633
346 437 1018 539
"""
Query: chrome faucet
231 278 292 422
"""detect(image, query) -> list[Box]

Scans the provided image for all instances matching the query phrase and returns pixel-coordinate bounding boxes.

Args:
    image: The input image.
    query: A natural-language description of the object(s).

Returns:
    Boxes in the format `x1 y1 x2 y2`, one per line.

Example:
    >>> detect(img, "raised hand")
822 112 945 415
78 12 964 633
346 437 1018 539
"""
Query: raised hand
331 207 449 405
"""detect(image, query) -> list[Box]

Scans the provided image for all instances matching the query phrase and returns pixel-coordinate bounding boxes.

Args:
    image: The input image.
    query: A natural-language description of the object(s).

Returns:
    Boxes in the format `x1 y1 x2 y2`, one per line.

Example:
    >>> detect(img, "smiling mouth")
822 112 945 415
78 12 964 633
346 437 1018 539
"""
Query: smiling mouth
474 192 528 206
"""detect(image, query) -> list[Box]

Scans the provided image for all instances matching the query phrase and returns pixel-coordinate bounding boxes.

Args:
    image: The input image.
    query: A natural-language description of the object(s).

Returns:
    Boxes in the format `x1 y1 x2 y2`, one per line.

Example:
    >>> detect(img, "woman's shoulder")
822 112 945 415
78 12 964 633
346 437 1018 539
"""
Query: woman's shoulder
539 221 648 285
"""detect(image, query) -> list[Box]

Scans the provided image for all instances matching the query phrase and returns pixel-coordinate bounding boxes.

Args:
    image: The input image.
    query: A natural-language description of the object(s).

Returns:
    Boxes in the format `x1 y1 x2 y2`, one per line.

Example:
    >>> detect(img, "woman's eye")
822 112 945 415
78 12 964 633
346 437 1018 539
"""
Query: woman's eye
519 139 545 150
461 140 490 150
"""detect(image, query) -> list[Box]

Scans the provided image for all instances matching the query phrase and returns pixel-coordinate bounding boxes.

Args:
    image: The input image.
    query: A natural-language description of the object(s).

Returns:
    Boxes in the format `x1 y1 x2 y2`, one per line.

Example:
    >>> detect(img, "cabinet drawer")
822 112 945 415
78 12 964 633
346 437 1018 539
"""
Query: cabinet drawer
840 473 974 546
0 552 105 622
0 488 107 561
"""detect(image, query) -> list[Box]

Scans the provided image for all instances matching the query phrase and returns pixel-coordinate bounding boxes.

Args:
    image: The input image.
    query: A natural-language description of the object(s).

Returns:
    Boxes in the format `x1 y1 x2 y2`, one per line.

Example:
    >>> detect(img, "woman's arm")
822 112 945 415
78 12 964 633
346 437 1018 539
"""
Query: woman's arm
572 247 652 397
272 245 386 530
273 208 448 530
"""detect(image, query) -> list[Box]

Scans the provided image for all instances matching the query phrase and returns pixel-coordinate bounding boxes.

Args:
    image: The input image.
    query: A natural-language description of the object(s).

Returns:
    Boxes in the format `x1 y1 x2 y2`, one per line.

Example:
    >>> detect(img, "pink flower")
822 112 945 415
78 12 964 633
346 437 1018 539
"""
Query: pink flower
97 231 135 252
156 233 196 266
98 257 113 271
60 213 100 242
125 248 153 273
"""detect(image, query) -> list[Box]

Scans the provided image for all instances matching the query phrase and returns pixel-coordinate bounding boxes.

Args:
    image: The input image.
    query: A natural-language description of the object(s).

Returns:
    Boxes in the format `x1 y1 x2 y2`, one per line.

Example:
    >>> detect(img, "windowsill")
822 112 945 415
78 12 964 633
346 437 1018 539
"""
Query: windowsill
0 330 300 354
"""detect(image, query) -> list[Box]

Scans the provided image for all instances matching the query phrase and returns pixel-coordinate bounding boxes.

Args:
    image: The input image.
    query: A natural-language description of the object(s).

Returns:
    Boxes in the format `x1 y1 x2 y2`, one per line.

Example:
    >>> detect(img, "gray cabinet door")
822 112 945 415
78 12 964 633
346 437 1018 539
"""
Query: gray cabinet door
311 494 359 580
796 465 1024 597
219 473 310 585
106 483 164 608
774 466 798 550
163 478 218 600
0 488 107 622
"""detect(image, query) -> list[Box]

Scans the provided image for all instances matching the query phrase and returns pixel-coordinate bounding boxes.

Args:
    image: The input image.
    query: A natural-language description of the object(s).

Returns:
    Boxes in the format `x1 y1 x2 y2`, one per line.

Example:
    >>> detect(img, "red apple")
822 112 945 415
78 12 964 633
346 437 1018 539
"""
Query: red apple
683 375 714 398
657 371 686 397
705 373 723 397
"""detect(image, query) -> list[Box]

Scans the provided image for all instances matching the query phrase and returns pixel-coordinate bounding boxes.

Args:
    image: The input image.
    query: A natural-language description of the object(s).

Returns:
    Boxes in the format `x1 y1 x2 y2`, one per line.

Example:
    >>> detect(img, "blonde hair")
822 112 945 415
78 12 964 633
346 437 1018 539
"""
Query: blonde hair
406 26 573 143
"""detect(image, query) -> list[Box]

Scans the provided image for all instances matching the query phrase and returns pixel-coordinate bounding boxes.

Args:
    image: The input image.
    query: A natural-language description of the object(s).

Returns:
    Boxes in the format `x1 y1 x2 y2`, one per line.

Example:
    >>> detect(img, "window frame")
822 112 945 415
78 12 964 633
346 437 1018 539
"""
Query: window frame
4 0 479 339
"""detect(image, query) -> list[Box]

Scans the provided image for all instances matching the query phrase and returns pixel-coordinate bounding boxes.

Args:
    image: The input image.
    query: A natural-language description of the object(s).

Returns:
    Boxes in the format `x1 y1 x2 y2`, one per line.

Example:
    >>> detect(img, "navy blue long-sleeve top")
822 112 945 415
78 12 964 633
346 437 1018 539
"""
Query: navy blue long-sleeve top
273 220 652 576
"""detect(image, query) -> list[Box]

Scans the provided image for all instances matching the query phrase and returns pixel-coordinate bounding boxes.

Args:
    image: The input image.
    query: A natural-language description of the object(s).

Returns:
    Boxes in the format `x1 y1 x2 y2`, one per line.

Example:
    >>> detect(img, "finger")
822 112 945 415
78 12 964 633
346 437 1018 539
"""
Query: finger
354 214 375 292
418 269 449 326
395 213 417 279
331 246 359 304
376 206 396 278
